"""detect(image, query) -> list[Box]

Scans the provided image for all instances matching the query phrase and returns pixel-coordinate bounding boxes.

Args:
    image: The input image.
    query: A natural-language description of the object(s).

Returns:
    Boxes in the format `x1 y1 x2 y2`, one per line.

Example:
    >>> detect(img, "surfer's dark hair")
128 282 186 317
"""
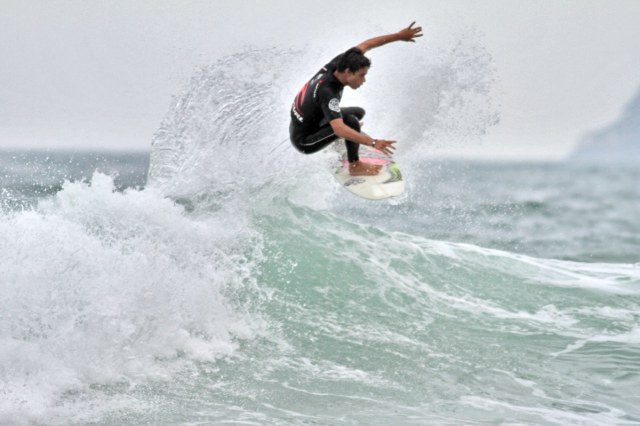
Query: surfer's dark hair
337 49 371 73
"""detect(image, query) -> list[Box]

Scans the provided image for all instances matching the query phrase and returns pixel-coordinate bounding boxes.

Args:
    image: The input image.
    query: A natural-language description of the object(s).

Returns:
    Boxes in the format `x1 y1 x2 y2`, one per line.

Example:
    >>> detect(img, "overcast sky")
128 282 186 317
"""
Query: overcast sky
1 0 639 159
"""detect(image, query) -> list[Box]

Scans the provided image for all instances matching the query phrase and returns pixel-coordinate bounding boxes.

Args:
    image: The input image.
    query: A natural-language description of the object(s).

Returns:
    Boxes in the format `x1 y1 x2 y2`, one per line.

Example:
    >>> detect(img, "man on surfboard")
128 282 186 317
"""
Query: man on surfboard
289 22 423 176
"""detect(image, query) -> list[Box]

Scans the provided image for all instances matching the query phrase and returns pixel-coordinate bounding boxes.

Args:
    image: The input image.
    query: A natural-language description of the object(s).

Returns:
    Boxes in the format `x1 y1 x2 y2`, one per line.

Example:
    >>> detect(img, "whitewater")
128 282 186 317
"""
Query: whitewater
1 35 639 425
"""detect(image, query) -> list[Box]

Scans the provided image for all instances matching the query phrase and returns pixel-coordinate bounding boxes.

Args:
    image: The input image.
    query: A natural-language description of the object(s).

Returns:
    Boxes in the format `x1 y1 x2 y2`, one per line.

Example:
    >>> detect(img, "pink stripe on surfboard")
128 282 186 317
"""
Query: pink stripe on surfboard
341 158 391 166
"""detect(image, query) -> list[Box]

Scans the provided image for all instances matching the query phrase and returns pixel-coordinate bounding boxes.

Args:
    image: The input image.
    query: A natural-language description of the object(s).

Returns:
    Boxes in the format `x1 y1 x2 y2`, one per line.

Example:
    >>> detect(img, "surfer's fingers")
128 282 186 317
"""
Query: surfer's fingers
382 142 396 156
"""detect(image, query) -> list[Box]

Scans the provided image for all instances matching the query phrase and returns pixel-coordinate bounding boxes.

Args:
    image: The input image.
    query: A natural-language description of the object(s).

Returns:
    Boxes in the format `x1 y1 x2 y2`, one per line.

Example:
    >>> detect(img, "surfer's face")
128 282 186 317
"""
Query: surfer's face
347 67 369 89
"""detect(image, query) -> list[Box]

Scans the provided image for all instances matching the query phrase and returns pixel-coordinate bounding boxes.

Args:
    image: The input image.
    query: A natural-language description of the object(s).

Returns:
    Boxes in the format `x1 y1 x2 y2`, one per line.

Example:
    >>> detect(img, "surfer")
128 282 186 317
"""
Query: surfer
289 22 423 176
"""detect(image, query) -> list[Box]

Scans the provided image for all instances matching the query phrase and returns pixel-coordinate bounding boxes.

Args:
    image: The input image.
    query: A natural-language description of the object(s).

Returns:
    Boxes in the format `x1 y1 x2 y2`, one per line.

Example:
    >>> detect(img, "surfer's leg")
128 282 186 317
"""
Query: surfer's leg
340 107 365 162
341 111 362 163
290 108 366 156
341 107 365 121
299 126 339 154
290 121 338 154
341 109 381 176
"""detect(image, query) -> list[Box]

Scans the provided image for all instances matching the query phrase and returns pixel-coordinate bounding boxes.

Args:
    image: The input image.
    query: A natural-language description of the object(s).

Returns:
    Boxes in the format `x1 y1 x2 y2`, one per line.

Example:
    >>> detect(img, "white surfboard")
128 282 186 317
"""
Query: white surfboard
331 140 405 200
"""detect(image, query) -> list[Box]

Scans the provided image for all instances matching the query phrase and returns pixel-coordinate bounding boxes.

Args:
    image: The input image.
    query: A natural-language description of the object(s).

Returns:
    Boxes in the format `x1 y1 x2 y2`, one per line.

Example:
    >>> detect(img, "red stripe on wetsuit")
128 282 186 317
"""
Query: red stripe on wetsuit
295 78 324 115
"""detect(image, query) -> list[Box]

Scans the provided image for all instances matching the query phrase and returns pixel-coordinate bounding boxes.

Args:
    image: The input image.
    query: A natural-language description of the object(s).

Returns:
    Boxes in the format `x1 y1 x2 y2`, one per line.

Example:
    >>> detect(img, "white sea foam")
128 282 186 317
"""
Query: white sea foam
460 395 628 425
0 173 264 423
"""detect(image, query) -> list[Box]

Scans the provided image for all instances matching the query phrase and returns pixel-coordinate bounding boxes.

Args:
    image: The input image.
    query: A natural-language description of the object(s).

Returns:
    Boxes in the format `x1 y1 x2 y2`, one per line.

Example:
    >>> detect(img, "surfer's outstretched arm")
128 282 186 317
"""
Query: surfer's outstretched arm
356 21 423 53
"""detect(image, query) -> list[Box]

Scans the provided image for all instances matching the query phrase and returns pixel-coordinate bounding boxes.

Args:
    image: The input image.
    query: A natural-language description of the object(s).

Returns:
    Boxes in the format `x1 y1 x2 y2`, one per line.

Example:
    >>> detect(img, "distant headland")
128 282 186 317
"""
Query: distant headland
570 88 640 163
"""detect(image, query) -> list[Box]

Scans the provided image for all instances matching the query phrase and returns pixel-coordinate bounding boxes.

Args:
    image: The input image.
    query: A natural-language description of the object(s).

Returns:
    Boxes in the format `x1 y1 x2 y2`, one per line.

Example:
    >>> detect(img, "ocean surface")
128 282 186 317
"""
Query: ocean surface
2 46 640 425
2 150 638 426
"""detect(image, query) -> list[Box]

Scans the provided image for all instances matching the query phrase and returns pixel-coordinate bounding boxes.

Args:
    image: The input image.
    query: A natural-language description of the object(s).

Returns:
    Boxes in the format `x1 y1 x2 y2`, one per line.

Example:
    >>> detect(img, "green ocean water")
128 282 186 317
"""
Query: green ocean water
1 150 639 425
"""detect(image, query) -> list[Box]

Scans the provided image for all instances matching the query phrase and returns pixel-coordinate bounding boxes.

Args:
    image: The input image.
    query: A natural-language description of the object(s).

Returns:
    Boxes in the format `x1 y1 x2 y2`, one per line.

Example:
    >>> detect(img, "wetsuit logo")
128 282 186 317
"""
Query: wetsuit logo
291 104 304 123
328 98 340 113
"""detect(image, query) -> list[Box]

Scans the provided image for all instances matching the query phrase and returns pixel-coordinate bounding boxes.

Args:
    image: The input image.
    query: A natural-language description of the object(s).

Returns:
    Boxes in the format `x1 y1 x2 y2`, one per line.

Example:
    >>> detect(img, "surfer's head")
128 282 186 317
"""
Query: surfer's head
336 50 371 90
337 49 371 74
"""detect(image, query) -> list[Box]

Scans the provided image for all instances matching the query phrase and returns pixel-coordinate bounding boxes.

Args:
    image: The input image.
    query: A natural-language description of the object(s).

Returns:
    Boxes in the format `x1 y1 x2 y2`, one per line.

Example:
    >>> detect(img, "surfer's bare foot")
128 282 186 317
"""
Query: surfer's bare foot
349 161 381 176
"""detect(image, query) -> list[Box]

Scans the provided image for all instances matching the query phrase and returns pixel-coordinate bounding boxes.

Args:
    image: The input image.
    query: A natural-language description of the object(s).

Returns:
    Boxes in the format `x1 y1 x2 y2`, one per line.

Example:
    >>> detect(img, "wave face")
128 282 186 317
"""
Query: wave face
250 203 640 425
2 180 639 424
2 39 640 425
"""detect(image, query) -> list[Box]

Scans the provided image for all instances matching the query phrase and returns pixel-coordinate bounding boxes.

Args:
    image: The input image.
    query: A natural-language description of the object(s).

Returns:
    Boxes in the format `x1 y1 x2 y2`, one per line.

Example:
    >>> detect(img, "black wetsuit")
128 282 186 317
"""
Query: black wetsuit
289 47 365 163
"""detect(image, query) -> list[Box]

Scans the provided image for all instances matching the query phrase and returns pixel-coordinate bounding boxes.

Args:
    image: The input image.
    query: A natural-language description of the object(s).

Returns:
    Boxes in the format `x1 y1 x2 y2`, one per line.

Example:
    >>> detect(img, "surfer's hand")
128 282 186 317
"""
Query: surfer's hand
373 139 396 156
397 22 423 43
